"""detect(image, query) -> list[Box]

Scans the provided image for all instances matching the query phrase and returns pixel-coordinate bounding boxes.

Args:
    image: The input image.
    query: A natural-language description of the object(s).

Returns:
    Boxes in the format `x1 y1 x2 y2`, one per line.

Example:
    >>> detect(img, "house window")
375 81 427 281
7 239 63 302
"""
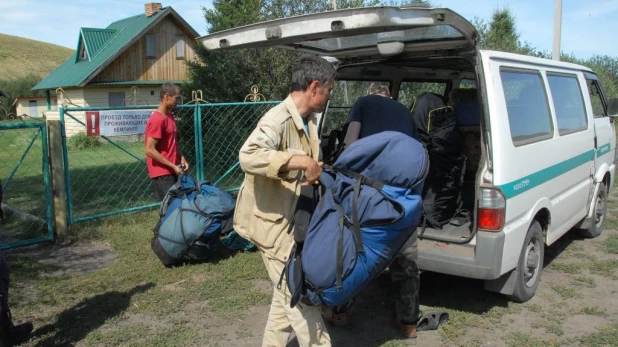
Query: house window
146 33 155 58
175 35 185 59
109 92 125 107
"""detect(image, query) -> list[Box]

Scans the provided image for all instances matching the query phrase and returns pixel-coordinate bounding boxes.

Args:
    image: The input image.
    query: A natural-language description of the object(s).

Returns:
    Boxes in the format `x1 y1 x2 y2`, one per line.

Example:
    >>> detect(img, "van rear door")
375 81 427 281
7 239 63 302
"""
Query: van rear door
197 6 478 63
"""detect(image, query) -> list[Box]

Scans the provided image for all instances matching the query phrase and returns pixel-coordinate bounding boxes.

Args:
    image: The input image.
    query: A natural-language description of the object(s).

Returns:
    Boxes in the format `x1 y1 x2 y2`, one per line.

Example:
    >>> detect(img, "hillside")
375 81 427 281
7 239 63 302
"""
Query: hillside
0 34 74 80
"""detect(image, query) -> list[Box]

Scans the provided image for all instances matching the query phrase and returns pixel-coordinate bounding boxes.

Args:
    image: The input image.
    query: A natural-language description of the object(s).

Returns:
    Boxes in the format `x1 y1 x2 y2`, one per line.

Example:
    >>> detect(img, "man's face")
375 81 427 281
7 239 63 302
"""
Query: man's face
164 88 180 108
310 79 334 113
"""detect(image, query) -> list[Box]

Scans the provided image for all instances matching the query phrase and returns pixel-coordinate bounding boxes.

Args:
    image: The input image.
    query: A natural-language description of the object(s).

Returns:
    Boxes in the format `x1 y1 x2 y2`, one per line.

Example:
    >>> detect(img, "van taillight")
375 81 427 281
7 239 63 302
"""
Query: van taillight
478 188 506 231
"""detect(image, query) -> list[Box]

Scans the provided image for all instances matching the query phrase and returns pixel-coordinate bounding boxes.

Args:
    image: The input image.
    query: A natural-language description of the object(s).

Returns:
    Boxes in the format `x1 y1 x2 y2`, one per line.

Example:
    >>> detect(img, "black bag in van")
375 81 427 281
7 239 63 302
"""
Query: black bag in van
411 92 466 228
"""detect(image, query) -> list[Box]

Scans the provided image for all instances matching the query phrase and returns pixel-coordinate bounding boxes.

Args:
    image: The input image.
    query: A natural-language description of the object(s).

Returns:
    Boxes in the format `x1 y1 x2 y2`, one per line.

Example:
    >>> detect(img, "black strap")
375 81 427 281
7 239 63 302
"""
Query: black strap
333 202 347 289
351 178 364 253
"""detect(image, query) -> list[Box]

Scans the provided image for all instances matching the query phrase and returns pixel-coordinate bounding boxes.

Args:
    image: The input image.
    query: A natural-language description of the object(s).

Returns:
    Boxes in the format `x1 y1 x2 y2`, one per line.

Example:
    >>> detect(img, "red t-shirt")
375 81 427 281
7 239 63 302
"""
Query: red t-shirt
145 111 180 178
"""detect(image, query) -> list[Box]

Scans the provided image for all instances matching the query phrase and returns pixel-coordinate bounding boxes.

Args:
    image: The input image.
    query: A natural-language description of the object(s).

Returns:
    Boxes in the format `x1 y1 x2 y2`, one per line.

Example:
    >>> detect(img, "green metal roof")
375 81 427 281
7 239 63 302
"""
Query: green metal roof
87 80 184 86
33 7 198 91
80 28 117 59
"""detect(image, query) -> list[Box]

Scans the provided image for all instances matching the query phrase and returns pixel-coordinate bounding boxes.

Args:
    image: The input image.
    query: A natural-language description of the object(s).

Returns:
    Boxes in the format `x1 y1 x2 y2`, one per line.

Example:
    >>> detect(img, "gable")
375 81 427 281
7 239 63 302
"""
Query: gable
93 17 198 83
33 7 199 91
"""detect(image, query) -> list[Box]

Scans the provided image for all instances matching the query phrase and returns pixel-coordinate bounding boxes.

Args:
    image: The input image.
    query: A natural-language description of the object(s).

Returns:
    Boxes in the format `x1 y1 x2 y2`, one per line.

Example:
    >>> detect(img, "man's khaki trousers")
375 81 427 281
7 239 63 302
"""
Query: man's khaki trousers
261 253 331 347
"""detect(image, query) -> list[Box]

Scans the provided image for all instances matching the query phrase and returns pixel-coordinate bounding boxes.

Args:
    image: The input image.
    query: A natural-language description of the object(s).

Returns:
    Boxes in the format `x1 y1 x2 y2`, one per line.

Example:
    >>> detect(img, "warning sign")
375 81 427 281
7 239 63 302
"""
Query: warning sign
86 110 152 137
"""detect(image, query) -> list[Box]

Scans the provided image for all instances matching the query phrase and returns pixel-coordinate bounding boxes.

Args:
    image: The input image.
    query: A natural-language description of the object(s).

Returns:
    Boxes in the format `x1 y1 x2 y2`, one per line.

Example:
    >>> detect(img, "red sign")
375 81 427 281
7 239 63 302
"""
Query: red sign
86 111 100 136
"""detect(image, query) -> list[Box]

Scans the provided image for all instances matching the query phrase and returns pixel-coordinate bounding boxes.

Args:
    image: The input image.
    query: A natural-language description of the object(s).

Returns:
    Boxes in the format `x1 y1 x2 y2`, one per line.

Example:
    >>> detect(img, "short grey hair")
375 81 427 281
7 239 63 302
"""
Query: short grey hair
367 82 390 97
291 56 337 92
160 82 179 100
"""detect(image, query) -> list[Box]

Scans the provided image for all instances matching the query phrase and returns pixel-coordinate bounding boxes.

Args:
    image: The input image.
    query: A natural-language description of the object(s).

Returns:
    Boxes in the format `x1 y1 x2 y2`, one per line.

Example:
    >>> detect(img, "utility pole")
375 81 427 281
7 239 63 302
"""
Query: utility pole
331 0 337 10
552 0 562 60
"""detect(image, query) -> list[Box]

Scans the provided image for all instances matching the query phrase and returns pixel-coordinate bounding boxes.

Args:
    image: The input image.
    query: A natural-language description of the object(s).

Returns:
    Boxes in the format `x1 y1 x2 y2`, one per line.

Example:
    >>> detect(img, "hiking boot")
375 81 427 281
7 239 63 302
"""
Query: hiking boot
395 320 417 339
11 321 33 345
323 310 349 327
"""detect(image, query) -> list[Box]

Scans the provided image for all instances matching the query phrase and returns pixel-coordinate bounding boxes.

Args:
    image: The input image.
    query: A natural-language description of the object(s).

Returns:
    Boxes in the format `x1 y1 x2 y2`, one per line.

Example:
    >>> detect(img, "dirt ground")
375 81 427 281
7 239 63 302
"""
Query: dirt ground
10 223 616 347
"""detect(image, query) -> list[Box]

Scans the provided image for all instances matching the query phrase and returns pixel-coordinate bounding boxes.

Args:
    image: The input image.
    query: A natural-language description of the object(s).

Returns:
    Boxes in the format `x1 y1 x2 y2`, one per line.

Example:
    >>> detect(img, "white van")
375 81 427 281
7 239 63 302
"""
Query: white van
198 5 618 302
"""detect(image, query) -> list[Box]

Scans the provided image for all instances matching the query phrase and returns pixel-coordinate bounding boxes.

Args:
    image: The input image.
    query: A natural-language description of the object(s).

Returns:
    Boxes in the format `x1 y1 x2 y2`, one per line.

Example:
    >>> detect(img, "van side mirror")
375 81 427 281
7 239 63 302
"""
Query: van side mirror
608 98 618 117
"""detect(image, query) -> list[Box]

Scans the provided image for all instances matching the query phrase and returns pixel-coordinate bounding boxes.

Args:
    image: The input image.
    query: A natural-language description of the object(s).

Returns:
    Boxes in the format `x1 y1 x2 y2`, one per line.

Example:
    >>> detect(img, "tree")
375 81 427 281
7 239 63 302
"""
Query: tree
0 74 44 115
187 0 429 102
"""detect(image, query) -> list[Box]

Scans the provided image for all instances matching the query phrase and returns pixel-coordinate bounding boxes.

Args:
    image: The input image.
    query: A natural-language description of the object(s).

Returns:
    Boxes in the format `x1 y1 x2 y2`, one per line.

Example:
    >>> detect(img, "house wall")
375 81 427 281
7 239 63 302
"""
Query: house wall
16 98 57 118
83 86 161 107
93 17 197 82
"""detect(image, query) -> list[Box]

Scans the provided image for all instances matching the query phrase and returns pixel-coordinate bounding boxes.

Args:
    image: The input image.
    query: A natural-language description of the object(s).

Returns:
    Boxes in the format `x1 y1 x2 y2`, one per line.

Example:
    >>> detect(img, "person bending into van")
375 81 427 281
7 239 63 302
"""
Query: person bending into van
144 83 189 201
234 56 335 347
334 83 421 339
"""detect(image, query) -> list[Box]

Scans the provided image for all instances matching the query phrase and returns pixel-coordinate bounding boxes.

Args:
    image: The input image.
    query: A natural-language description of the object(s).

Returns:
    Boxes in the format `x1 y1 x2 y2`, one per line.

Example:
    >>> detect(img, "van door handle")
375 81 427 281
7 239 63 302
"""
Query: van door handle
594 136 597 149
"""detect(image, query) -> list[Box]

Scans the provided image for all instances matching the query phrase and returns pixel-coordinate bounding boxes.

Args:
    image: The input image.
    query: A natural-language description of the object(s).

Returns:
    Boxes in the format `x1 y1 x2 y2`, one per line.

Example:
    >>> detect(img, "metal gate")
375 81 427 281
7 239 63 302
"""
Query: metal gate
0 120 54 249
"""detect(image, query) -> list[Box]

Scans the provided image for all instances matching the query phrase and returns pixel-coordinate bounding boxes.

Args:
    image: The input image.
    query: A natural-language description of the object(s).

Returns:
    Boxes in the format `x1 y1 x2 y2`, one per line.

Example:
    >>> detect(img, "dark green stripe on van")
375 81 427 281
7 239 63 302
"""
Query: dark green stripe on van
597 143 611 157
499 150 595 199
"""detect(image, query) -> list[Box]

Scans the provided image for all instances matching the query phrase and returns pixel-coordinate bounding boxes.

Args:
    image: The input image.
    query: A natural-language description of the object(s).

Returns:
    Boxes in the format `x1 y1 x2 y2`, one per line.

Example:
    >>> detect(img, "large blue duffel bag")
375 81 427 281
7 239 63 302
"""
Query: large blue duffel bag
151 175 236 267
286 131 429 307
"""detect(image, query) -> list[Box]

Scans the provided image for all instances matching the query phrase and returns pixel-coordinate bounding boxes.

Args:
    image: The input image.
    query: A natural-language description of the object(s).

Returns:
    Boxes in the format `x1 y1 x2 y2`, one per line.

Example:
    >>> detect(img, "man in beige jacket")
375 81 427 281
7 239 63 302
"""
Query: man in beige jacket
234 56 336 347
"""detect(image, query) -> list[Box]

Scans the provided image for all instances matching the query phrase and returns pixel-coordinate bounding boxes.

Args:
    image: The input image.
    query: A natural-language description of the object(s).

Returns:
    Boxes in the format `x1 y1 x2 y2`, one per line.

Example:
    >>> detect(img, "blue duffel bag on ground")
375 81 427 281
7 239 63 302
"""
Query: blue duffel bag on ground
285 131 429 307
151 175 236 267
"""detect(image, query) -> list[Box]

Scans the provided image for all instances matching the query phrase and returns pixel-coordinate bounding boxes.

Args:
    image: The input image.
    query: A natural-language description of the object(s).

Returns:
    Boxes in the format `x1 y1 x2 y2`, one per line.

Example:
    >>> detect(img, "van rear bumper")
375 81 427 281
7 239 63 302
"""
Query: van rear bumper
417 231 505 280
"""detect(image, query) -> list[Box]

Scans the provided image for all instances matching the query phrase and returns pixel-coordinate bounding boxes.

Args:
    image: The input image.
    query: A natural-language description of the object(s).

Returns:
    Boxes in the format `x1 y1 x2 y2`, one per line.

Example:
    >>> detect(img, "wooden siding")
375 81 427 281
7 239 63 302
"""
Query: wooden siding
93 17 197 82
83 86 161 107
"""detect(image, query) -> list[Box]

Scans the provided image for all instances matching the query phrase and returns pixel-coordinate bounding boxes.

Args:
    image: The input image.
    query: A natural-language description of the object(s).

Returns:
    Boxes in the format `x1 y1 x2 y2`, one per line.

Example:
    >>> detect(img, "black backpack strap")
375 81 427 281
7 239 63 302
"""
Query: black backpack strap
351 178 365 253
278 185 318 301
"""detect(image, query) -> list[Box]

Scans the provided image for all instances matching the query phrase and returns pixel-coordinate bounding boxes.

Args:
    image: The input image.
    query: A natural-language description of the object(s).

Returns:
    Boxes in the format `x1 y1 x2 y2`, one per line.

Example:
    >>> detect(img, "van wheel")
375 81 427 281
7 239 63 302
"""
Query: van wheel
508 220 544 303
578 183 607 239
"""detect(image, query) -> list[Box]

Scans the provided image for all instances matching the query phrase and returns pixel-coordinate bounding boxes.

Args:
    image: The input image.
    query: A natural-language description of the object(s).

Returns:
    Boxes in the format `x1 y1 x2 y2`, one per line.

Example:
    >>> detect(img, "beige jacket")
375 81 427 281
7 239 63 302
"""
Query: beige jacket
234 95 320 261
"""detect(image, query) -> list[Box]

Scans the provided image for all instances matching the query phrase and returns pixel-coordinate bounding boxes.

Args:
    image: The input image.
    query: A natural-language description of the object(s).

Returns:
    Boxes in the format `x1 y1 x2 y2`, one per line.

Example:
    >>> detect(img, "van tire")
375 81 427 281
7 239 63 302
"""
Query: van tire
578 183 607 239
508 220 544 303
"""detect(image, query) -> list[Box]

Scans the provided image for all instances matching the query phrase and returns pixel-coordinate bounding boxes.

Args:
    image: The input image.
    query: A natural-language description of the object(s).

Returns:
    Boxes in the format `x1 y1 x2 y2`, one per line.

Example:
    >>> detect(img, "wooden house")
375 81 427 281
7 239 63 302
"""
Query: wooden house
33 3 199 136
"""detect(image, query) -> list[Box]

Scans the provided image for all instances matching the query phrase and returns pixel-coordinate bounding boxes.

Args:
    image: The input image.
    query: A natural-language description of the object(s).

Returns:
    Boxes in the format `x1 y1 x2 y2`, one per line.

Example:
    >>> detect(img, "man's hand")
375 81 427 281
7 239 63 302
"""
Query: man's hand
302 157 322 186
180 156 189 172
173 165 183 176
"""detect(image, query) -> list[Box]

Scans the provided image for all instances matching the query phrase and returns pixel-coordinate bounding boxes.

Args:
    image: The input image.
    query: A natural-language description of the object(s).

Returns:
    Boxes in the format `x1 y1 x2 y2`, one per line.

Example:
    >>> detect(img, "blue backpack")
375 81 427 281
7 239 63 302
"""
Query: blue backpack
285 131 428 307
151 175 236 267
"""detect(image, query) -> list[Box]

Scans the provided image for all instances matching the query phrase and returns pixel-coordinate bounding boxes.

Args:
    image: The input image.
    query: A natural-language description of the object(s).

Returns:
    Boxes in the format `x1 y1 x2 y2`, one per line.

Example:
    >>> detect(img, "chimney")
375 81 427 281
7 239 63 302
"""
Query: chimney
145 3 162 17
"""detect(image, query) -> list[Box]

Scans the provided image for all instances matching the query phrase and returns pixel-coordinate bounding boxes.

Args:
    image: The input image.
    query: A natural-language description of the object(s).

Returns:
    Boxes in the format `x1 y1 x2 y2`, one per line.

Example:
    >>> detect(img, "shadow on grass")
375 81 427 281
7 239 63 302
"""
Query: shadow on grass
32 283 155 347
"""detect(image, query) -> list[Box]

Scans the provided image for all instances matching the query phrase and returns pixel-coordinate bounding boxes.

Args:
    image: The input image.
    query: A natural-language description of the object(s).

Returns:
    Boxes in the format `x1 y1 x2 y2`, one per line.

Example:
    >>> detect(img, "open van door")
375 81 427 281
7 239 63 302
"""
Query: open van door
197 6 478 63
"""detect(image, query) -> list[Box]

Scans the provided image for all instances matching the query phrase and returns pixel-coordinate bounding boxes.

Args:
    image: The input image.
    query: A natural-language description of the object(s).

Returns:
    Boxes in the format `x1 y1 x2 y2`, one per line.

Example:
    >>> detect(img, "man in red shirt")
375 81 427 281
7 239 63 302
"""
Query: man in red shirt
144 82 189 201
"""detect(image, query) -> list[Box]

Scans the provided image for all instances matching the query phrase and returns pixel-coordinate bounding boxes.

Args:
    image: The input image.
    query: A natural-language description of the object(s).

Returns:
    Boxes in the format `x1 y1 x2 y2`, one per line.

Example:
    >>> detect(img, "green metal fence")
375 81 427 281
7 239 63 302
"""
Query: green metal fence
0 120 54 249
59 101 279 224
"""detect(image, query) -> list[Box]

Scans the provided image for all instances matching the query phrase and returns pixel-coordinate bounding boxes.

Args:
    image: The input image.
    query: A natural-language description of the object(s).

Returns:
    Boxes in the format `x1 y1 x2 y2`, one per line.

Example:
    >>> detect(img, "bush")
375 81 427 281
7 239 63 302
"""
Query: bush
68 131 101 150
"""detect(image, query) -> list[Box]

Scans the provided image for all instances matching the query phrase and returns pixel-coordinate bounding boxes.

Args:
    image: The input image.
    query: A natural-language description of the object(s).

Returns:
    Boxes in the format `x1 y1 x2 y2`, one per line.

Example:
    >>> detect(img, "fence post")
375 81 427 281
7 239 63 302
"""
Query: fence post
194 104 205 180
47 120 68 236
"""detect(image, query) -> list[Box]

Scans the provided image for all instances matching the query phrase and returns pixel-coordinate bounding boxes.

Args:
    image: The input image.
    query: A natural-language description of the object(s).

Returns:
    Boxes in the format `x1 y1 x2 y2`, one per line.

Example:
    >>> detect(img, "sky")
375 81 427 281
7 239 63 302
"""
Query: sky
0 0 616 60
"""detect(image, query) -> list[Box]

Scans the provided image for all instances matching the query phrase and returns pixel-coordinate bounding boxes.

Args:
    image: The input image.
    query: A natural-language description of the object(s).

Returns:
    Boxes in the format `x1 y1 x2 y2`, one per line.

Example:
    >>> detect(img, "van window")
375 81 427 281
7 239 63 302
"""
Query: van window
500 69 553 145
325 80 388 134
547 74 587 135
586 80 607 118
459 79 477 89
397 81 447 109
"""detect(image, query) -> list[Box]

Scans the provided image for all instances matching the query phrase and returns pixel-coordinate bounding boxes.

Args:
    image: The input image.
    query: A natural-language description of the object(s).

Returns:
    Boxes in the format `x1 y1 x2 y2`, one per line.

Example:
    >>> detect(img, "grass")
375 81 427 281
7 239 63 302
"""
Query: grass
580 306 607 317
579 324 618 346
571 276 596 288
502 332 566 347
603 234 618 254
548 262 584 274
7 211 268 346
551 285 582 300
0 33 73 80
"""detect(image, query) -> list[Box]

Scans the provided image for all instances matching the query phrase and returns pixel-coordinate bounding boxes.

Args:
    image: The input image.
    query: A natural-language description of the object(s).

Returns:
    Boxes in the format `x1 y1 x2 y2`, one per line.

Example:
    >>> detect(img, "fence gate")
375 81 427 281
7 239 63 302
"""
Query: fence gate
0 121 54 249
